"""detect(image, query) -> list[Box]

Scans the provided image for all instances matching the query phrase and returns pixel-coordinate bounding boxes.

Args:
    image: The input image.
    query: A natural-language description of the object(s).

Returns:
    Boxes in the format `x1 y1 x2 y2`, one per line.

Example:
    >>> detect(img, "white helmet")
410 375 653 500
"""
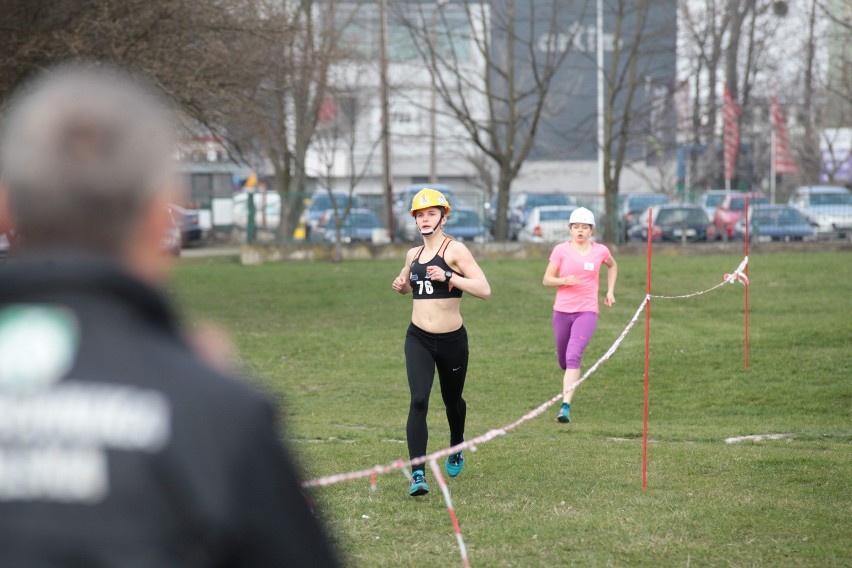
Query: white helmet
569 207 595 226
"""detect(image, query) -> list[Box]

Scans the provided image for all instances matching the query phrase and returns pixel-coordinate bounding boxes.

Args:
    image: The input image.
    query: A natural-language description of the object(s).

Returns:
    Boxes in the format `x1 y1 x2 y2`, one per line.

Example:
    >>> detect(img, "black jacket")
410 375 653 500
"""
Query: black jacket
0 254 340 567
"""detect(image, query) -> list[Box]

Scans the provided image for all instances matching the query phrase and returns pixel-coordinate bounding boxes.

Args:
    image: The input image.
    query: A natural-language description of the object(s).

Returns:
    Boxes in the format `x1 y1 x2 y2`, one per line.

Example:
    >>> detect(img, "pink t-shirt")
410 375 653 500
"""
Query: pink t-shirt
549 241 612 314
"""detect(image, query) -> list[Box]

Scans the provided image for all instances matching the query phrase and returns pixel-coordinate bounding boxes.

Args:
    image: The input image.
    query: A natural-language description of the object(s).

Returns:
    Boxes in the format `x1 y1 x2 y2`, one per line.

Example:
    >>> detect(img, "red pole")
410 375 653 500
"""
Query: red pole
744 196 749 369
642 208 652 490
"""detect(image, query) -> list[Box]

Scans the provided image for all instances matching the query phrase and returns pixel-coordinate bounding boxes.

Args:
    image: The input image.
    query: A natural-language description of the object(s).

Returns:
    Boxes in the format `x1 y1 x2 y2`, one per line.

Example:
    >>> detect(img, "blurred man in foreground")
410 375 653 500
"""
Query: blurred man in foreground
0 63 340 567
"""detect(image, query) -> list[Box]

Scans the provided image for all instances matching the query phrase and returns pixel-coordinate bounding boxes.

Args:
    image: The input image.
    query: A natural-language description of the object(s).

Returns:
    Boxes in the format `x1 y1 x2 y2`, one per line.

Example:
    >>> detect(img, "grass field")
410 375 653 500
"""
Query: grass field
172 250 851 567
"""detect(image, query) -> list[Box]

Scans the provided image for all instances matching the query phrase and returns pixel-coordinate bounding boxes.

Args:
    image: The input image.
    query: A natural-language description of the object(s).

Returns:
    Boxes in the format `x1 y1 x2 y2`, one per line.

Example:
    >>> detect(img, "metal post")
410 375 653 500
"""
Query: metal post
246 191 257 244
597 0 605 196
770 129 777 204
428 0 449 185
429 5 438 184
642 206 652 490
379 0 394 238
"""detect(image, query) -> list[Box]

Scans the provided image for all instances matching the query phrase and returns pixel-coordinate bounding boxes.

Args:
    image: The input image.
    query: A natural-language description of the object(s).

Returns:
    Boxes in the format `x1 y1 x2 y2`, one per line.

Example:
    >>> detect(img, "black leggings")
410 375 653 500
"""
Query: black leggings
404 323 469 468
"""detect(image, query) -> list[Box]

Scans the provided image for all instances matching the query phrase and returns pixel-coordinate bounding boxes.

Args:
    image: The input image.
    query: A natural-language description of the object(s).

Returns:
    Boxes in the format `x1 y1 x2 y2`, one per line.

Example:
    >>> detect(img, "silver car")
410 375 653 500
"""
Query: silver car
508 192 576 241
788 185 852 239
0 232 10 261
309 208 387 244
517 205 576 243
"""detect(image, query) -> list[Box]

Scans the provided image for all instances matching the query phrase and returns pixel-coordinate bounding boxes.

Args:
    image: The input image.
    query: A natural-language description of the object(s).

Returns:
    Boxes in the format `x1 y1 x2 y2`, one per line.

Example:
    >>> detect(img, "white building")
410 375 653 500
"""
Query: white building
305 0 679 206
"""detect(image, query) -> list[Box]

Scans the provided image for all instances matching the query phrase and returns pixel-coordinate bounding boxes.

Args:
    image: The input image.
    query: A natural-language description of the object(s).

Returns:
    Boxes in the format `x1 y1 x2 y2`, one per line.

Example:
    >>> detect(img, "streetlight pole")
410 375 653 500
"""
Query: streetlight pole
429 5 438 184
597 0 610 240
597 0 605 198
379 0 394 237
429 0 448 184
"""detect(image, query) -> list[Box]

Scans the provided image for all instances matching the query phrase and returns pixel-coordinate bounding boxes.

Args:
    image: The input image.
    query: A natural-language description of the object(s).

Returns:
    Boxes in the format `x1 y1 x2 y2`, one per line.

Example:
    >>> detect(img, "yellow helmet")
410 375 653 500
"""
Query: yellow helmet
409 188 451 217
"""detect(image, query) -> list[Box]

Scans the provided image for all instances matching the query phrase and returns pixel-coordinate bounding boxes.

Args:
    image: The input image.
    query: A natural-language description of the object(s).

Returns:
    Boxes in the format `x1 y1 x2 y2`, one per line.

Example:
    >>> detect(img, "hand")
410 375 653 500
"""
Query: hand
561 275 580 286
392 276 409 293
604 293 616 307
426 265 449 282
187 321 237 374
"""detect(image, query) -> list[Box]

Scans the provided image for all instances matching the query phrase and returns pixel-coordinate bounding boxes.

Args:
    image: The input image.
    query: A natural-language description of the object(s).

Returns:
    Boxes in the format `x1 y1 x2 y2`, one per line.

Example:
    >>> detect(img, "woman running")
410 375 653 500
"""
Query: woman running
542 207 617 423
391 188 491 496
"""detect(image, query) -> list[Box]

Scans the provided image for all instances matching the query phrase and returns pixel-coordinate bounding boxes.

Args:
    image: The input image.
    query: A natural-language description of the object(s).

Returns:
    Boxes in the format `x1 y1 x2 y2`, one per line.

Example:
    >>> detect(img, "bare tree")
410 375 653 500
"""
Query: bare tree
723 0 757 102
235 0 352 244
394 0 579 241
679 0 847 196
313 84 383 261
819 0 852 114
709 1 792 194
816 0 852 184
0 0 274 137
599 0 677 242
678 0 739 190
760 0 852 190
797 0 825 182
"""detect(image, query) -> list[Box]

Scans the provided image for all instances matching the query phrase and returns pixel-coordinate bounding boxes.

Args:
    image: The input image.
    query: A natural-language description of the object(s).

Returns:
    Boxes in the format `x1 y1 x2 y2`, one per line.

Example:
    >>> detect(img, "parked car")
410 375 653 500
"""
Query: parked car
169 204 205 247
0 231 11 261
517 205 575 243
162 208 182 256
394 184 457 241
713 192 769 240
627 203 716 242
787 185 852 239
445 207 490 243
304 190 362 238
507 192 576 240
618 193 670 239
734 204 817 242
310 208 387 244
698 189 742 219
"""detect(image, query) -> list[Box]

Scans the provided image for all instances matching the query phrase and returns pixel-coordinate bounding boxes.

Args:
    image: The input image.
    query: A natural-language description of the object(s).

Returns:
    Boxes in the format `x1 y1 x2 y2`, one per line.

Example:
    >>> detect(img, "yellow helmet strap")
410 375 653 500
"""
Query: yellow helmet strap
416 208 446 236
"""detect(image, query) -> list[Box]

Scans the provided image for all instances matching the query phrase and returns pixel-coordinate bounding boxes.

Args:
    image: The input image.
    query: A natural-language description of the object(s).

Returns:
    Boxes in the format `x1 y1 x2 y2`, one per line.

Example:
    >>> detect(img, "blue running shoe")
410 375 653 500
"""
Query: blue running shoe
557 402 571 423
445 451 464 477
409 471 428 496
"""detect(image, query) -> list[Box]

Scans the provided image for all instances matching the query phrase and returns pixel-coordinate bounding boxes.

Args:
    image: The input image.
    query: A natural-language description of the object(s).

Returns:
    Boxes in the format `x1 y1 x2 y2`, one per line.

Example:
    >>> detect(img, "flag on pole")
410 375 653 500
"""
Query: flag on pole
723 84 741 183
318 97 337 124
771 95 798 174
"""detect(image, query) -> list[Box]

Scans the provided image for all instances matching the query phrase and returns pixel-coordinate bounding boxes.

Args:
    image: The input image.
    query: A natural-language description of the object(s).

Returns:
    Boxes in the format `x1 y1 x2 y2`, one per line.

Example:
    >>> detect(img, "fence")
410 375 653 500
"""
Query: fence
213 187 852 247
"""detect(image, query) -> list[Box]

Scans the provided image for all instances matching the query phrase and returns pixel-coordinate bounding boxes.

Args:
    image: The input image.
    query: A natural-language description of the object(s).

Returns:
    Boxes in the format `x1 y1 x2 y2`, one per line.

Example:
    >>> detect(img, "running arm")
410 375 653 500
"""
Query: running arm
443 243 491 300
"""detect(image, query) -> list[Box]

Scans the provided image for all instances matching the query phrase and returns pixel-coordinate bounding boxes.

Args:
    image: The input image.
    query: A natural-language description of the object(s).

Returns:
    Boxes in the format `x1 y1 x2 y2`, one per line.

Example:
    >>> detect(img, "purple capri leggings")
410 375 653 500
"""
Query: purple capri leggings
553 311 599 370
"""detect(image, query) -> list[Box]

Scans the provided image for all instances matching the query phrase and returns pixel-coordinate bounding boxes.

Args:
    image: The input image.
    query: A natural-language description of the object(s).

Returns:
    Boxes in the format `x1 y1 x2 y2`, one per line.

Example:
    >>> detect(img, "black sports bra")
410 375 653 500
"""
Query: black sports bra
409 238 462 300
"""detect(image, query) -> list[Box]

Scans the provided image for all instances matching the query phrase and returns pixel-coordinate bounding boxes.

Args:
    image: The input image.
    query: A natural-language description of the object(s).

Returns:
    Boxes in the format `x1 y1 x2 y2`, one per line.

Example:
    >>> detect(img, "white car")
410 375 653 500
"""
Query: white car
507 192 576 240
787 185 852 239
232 191 281 231
517 205 575 243
0 232 10 260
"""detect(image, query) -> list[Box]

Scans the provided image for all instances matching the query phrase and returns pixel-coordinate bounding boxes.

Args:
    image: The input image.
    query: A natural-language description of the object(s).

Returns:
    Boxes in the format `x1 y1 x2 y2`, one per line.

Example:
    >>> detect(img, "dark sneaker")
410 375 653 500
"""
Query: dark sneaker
445 451 464 477
556 403 571 423
409 471 428 496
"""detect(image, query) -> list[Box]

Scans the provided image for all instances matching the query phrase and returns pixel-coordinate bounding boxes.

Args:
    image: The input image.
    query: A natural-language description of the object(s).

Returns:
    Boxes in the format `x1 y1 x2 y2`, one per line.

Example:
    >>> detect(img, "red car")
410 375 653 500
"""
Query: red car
713 192 769 240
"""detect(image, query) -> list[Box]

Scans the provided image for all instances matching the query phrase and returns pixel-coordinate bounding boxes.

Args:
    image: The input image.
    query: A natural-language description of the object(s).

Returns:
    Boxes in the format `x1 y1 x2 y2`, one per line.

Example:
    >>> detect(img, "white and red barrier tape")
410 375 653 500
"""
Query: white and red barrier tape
301 257 749 566
651 257 748 299
430 458 470 568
